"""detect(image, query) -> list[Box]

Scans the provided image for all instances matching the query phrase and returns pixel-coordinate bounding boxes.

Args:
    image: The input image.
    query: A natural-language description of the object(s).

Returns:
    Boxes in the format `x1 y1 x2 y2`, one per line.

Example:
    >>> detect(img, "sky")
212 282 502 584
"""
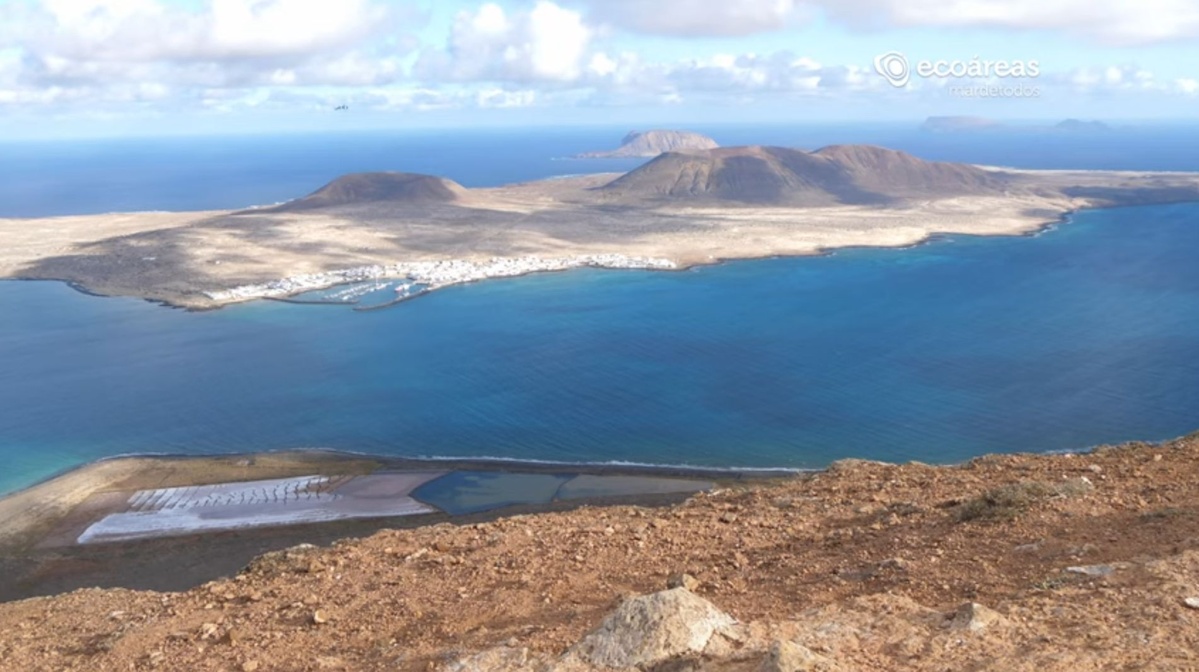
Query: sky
0 0 1197 138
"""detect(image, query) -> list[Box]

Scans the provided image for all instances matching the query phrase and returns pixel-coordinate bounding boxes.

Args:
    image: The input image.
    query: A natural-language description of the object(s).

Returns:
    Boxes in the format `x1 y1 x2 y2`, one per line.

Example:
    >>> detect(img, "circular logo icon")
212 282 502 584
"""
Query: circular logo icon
874 51 910 88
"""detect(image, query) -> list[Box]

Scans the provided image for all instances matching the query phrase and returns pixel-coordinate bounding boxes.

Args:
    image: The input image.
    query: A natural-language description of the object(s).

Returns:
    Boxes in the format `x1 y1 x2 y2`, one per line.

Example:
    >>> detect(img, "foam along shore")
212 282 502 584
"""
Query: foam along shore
203 254 678 303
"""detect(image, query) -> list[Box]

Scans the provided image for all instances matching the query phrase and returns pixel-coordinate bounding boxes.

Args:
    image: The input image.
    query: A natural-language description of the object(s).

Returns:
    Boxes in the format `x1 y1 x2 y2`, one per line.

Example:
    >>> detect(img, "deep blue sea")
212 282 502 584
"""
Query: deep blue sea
2 123 1199 495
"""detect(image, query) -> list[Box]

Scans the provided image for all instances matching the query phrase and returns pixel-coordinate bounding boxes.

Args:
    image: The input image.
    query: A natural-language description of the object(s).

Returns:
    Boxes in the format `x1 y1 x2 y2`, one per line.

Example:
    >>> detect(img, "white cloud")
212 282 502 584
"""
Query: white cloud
814 0 1199 45
415 1 591 83
0 0 415 110
587 52 618 78
585 51 877 99
1064 64 1161 91
578 0 801 37
250 85 542 114
476 88 538 108
2 0 1197 121
573 0 1199 44
7 0 396 63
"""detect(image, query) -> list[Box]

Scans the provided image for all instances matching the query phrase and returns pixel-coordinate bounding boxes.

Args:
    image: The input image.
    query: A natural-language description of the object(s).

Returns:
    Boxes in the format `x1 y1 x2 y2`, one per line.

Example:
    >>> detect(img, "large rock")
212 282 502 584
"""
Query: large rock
948 602 1005 633
568 588 737 669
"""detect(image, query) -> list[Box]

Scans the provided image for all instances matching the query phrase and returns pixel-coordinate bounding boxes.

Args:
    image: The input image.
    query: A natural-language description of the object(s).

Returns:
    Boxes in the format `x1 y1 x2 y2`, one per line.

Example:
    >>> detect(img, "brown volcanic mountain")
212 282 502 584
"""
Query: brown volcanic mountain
273 146 1008 212
270 172 467 212
600 145 1011 206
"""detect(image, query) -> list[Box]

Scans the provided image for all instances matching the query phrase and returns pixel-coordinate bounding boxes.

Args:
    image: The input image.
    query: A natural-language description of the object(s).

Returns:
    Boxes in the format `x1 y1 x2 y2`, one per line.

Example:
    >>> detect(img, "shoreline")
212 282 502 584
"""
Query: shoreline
0 448 758 600
2 447 798 501
162 212 1066 309
4 426 1186 555
0 448 793 558
225 198 1081 311
3 199 1083 312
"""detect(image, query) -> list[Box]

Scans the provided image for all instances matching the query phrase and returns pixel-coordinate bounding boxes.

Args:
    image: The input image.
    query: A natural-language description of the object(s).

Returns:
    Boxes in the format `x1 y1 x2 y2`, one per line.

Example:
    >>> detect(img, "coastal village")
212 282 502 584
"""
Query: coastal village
204 255 679 304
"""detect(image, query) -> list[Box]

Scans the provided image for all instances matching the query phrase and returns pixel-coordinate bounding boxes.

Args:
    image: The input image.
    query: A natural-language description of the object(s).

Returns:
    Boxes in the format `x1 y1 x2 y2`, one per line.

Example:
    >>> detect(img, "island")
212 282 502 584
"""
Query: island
576 129 719 158
3 143 1199 309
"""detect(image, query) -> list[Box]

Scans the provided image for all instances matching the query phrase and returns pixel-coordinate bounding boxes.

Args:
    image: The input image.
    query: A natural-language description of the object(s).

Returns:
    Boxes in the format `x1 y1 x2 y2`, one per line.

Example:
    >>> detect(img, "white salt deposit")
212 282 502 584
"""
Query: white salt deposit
77 473 444 544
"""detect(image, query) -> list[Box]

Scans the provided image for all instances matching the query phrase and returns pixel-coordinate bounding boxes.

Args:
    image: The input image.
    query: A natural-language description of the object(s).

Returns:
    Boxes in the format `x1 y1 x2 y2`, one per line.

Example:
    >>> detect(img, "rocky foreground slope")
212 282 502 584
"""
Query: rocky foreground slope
4 434 1199 671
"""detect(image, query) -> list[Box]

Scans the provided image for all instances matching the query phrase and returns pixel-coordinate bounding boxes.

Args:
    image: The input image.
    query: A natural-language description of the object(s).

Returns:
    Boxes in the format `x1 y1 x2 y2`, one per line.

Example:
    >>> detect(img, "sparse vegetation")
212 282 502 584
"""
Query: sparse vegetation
954 478 1093 522
1140 507 1187 521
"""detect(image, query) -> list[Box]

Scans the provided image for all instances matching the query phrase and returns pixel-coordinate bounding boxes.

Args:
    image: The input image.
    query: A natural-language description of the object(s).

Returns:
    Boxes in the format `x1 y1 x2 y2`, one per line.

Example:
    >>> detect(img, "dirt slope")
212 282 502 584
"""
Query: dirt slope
3 433 1199 670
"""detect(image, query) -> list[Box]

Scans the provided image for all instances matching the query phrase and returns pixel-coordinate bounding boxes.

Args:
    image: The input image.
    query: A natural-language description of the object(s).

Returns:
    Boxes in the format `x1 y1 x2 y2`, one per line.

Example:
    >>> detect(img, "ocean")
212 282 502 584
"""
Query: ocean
2 123 1198 495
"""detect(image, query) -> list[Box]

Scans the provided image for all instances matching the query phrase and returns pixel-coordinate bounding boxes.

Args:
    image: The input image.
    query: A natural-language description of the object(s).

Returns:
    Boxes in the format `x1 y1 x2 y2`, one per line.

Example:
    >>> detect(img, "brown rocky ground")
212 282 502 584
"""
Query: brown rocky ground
4 434 1199 671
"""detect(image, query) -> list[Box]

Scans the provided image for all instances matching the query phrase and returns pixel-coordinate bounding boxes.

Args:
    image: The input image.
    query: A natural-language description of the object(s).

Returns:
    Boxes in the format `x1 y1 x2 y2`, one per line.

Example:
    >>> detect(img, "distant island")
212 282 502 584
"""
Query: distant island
576 129 719 158
3 143 1199 309
921 116 1114 133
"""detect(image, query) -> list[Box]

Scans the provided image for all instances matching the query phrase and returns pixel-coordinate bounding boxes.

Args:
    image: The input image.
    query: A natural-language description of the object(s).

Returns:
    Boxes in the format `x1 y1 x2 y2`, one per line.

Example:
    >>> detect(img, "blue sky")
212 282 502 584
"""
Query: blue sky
0 0 1196 138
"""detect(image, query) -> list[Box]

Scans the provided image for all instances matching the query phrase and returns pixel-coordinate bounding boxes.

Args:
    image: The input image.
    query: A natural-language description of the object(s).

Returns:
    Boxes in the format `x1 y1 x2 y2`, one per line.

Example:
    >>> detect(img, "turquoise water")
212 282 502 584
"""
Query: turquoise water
3 203 1199 495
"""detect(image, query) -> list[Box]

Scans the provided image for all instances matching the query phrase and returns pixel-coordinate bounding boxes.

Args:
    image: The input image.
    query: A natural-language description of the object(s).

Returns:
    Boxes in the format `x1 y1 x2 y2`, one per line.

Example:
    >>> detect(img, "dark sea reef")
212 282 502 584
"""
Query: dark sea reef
266 172 467 212
577 129 720 158
597 144 1014 206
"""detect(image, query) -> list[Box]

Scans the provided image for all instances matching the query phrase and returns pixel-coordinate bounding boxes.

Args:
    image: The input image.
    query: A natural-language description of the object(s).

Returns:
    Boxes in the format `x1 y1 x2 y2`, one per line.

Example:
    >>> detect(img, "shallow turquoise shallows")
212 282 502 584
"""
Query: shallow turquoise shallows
3 203 1199 495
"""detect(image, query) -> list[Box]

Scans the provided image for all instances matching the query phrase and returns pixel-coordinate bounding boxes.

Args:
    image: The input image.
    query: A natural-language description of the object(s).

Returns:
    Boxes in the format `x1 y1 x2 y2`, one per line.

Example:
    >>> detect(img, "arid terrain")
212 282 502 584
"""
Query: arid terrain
3 434 1199 670
4 144 1199 309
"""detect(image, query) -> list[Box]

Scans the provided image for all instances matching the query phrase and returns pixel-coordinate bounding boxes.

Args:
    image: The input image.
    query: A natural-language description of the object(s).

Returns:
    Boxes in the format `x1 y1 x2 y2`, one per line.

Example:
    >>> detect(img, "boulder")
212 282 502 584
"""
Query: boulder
948 602 1005 633
569 588 736 669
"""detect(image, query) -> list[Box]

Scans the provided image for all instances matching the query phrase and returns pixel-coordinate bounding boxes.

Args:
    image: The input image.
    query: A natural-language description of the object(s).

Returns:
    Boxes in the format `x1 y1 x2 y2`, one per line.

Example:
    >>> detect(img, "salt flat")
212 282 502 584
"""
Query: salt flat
76 473 444 544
